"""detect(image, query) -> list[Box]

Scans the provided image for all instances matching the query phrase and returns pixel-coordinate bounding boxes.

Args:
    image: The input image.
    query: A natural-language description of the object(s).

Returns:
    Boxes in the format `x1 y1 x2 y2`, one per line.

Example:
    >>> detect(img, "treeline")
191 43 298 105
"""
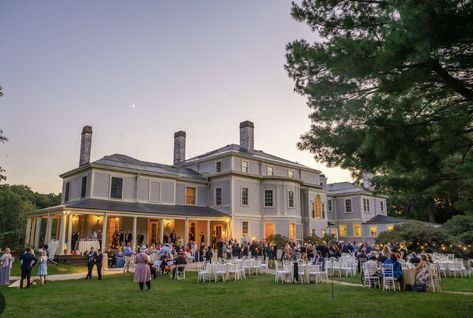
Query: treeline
0 184 61 250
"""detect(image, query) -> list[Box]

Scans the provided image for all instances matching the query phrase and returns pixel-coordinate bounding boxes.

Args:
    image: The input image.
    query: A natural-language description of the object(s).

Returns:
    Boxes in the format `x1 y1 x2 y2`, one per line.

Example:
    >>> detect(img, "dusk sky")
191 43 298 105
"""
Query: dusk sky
1 0 351 193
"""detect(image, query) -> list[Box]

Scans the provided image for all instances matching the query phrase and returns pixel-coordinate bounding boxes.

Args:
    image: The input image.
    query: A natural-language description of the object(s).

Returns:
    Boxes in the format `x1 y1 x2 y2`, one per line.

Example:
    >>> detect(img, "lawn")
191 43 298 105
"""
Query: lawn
1 273 473 318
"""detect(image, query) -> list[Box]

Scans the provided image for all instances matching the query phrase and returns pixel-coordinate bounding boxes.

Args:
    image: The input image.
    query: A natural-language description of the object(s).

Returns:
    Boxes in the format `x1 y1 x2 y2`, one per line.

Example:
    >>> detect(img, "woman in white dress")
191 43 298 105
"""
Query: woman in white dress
0 248 13 286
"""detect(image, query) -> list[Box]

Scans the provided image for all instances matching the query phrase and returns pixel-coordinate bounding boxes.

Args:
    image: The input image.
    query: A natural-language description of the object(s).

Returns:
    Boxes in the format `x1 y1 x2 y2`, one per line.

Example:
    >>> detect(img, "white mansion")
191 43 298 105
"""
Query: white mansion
26 121 397 254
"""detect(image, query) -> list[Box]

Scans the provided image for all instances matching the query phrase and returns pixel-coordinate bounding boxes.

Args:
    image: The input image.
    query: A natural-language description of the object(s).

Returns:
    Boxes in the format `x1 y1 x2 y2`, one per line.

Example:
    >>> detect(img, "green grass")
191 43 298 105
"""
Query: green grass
1 273 473 318
9 264 88 276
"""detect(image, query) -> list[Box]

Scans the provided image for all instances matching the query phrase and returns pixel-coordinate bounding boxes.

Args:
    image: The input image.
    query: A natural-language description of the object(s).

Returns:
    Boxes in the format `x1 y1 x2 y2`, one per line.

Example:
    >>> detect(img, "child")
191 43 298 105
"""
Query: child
37 250 48 285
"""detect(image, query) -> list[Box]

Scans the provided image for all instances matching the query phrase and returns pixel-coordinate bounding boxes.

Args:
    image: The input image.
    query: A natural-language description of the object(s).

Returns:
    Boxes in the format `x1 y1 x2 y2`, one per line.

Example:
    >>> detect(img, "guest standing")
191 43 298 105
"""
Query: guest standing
86 247 97 279
37 250 48 285
95 249 103 280
134 246 152 291
97 230 103 249
123 242 133 273
19 247 37 288
0 248 13 286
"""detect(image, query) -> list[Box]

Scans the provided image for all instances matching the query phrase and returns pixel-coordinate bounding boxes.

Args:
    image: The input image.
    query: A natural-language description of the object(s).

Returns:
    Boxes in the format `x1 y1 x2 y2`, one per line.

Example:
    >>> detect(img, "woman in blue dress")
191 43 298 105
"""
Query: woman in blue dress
116 247 125 268
37 250 48 285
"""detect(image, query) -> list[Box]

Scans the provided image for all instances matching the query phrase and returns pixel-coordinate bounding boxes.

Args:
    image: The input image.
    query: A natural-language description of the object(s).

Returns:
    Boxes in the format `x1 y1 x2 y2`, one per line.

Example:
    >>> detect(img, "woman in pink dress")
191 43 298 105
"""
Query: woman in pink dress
134 246 152 290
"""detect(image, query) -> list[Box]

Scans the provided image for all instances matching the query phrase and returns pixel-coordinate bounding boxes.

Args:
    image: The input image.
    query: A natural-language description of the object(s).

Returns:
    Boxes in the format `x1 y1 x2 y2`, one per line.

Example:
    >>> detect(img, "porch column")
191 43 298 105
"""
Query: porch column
34 218 42 249
102 213 108 250
184 218 189 246
159 218 164 244
29 218 37 247
228 219 232 240
45 213 52 244
206 220 211 247
58 213 67 254
132 217 137 251
67 213 74 251
25 217 32 246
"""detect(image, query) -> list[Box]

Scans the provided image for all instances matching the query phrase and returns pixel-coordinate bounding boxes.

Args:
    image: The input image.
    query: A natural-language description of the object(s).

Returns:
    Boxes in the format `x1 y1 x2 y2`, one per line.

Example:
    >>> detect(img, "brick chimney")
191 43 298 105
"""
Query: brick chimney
239 120 254 153
79 126 93 166
362 171 374 190
173 131 186 165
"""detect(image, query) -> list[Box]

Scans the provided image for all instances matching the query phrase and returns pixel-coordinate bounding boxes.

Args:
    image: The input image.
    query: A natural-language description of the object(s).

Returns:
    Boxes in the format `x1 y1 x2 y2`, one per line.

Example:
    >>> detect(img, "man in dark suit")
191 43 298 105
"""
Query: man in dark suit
312 251 325 271
20 247 37 288
119 230 124 247
86 247 97 279
95 249 103 280
232 243 241 259
200 232 205 245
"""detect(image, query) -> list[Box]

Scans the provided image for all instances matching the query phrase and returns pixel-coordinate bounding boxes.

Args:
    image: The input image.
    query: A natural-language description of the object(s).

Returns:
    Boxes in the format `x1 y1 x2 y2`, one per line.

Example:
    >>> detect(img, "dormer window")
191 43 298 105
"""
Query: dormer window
288 170 294 178
110 177 123 199
267 166 273 176
216 161 222 172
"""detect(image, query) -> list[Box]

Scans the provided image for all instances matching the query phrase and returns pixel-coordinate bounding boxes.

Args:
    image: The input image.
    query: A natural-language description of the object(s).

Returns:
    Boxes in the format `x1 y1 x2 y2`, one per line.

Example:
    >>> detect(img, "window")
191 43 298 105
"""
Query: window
311 229 316 235
80 176 87 198
345 199 352 213
242 161 248 173
363 198 370 212
242 221 249 237
339 224 347 237
110 177 123 199
288 170 294 178
322 203 325 219
354 224 361 237
267 166 273 176
265 223 274 238
264 190 273 207
186 187 196 205
216 161 222 172
370 226 378 237
387 225 394 232
64 181 70 202
241 187 249 206
288 191 294 208
315 195 321 219
289 223 296 241
328 199 333 212
215 187 222 205
380 201 384 211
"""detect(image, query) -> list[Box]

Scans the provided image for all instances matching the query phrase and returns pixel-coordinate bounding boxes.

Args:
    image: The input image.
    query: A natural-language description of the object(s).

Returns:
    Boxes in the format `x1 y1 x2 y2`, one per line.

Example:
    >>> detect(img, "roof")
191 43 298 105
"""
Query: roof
64 199 228 218
92 154 204 180
183 143 320 172
326 182 370 195
364 214 405 225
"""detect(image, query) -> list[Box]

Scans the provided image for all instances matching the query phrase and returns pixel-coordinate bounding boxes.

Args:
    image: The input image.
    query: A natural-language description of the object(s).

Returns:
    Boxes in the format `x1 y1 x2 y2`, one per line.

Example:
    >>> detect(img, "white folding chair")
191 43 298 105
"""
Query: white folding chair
214 263 226 282
175 264 186 280
197 263 210 283
382 264 399 291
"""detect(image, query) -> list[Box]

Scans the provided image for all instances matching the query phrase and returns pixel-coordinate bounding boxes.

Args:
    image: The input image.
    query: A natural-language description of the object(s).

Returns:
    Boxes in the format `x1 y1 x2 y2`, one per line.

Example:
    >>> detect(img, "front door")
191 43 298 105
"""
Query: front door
215 225 222 239
148 219 159 246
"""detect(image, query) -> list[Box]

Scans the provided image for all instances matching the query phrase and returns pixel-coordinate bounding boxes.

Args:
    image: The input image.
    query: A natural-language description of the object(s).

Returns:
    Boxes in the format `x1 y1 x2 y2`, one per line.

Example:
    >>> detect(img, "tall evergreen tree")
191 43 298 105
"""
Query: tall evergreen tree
285 0 473 218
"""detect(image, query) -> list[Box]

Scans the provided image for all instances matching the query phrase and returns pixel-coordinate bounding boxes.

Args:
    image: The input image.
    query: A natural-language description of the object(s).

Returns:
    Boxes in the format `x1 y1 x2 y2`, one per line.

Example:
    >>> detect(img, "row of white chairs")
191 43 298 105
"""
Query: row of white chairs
274 261 328 284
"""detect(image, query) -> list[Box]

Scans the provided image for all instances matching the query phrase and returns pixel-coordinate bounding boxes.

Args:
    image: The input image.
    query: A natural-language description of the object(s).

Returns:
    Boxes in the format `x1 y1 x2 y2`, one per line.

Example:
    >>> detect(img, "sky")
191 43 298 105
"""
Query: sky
0 0 352 193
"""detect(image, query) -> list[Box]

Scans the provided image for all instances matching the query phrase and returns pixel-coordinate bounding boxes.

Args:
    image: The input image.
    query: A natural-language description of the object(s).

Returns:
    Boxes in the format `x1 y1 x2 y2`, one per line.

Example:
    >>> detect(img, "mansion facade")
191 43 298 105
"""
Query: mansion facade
26 121 395 254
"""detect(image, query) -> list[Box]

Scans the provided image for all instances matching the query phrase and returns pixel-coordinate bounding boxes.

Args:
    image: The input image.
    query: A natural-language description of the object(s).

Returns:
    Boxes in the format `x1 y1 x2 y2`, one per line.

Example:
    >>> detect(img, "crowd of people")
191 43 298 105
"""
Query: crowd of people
0 237 446 291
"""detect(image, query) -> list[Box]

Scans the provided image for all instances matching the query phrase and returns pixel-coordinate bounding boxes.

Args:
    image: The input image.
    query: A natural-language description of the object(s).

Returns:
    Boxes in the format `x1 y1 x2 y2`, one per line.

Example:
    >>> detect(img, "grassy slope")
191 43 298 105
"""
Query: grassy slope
2 273 473 318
